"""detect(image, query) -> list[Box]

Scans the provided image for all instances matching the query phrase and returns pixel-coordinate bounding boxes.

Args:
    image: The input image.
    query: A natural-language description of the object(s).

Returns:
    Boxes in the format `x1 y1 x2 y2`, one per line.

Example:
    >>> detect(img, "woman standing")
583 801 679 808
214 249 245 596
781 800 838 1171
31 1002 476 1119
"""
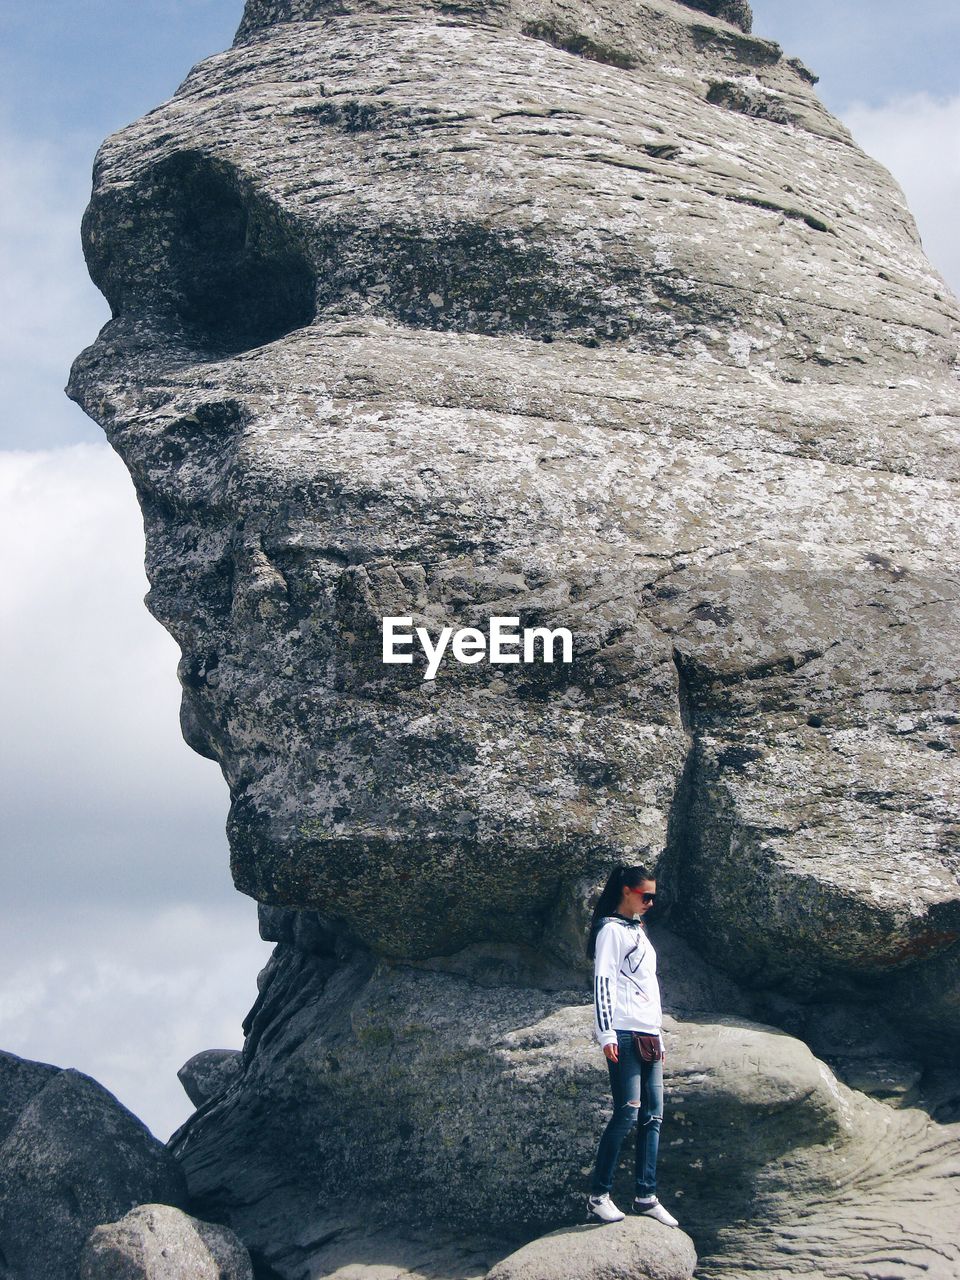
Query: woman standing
586 864 678 1227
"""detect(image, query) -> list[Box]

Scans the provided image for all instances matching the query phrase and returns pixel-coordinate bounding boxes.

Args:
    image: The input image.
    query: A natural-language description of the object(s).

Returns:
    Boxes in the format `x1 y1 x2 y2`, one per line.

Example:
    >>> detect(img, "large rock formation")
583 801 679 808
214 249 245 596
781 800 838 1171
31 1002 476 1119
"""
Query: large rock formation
67 0 960 1274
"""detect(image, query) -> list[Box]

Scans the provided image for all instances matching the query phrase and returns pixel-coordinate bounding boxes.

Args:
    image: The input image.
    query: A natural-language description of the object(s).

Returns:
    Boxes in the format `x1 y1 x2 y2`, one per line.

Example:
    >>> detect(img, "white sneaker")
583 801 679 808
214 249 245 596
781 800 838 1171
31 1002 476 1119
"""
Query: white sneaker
587 1192 625 1223
633 1196 679 1227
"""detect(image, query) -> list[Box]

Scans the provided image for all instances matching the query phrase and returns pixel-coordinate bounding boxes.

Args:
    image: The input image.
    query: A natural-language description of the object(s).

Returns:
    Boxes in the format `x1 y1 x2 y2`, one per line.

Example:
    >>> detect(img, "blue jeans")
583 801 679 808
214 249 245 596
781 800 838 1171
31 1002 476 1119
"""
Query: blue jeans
590 1029 663 1198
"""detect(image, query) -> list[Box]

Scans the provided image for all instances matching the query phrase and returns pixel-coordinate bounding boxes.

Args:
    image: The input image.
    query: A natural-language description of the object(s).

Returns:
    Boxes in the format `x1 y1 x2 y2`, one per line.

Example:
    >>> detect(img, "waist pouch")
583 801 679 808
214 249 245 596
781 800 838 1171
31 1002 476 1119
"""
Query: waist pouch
632 1032 663 1063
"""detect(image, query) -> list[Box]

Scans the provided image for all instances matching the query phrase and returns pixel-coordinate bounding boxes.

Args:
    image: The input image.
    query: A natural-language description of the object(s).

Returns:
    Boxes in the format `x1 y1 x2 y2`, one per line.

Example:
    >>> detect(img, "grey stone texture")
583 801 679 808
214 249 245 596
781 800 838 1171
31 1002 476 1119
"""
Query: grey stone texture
485 1217 698 1280
67 0 960 1007
166 932 960 1278
0 1051 187 1280
176 1049 243 1107
234 0 754 43
79 1203 253 1280
64 0 960 1274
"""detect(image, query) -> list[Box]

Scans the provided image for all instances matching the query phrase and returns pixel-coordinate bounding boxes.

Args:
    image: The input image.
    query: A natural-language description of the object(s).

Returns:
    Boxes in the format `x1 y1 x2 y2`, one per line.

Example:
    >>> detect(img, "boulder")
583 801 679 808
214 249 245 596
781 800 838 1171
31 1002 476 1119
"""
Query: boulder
177 1050 242 1107
485 1217 697 1280
0 1051 187 1280
80 1203 253 1279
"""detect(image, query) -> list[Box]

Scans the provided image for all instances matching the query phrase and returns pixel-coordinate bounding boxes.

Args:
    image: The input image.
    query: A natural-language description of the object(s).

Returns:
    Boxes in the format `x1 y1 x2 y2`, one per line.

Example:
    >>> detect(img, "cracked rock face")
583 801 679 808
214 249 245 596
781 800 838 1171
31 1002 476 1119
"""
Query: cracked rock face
67 0 960 1033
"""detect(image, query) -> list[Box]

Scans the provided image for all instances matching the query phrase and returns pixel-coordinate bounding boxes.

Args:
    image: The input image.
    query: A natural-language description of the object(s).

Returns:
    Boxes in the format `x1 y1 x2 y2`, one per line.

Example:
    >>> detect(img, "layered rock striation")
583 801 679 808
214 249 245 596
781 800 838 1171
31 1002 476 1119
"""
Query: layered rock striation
66 0 960 1274
166 918 960 1277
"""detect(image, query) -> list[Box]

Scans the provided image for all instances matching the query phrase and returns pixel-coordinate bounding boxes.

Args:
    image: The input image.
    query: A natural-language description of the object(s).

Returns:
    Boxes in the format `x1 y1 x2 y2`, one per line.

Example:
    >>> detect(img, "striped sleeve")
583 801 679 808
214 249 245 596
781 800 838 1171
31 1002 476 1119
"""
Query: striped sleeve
593 922 619 1048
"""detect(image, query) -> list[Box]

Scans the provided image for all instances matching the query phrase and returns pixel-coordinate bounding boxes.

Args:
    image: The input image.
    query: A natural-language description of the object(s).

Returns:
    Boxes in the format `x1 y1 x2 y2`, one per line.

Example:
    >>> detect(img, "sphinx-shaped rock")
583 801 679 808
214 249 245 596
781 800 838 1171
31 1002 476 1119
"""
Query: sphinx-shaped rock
66 0 960 1273
67 0 960 1041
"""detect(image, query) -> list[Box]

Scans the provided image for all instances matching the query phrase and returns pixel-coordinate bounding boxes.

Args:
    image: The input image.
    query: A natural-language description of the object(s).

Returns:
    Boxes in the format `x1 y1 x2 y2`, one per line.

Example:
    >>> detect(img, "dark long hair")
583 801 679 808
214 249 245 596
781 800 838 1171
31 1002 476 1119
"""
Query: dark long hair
586 864 654 960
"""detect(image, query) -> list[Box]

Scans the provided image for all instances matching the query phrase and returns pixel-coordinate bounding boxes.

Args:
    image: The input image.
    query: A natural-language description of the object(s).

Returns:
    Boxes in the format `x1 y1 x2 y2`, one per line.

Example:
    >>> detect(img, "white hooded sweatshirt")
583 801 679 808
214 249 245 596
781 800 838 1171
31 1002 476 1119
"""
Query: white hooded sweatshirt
592 913 663 1048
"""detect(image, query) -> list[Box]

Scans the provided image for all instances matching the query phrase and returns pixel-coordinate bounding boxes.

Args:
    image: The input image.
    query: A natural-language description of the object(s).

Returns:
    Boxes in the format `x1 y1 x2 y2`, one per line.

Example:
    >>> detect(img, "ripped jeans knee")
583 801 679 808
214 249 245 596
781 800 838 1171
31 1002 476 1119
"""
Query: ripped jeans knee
606 1100 639 1143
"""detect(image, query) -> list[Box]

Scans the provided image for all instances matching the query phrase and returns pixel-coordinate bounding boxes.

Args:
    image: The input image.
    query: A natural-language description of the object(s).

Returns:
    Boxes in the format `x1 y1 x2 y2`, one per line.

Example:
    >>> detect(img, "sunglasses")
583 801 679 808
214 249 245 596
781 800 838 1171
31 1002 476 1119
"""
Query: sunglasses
630 890 656 903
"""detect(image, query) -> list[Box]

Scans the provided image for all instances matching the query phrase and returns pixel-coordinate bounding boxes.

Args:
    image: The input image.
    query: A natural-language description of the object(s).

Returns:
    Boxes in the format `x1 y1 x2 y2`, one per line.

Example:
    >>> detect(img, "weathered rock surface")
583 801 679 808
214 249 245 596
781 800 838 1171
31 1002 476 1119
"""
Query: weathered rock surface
211 1190 509 1280
0 1050 187 1280
164 928 960 1279
67 0 960 1022
237 0 753 33
177 1049 242 1107
79 1203 253 1279
65 0 960 1274
485 1217 698 1280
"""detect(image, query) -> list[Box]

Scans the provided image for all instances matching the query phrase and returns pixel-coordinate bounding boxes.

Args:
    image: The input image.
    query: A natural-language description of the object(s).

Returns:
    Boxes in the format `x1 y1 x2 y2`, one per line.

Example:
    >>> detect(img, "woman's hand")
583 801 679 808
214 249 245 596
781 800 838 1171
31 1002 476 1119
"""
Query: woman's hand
603 1042 619 1063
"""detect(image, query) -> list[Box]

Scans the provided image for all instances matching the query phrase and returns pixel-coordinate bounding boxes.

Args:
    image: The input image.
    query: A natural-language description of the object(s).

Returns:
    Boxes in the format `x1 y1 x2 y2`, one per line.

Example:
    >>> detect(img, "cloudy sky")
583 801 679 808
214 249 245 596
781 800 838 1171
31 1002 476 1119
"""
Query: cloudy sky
1 1 958 1142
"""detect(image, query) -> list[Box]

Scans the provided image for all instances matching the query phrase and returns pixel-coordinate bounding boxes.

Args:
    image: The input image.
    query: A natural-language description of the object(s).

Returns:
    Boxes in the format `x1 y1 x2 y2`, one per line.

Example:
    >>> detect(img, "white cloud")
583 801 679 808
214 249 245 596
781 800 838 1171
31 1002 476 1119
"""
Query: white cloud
0 443 234 903
0 443 273 1140
842 93 960 299
0 899 271 1141
0 118 109 449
